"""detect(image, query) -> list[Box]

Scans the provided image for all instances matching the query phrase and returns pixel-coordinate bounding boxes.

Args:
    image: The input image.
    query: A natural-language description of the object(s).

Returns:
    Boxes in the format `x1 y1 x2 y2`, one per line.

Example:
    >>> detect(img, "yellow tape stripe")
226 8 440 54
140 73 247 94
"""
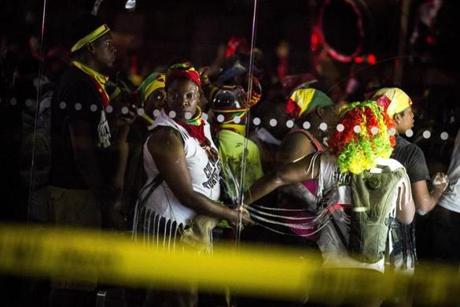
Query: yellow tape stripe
0 224 459 304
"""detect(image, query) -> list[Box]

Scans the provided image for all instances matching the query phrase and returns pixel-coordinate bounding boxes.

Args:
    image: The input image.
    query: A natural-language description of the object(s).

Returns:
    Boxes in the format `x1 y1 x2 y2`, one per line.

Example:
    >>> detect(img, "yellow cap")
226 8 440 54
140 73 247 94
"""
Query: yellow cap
372 87 412 117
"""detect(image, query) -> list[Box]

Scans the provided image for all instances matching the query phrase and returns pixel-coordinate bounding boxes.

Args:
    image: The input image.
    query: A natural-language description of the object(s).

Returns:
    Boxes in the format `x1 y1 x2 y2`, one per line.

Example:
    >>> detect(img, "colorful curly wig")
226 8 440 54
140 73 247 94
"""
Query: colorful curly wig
329 101 396 175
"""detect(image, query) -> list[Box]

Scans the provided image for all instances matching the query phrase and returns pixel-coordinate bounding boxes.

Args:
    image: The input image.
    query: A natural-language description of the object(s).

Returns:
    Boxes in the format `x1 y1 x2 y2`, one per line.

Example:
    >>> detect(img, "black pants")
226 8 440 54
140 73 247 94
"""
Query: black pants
426 206 460 263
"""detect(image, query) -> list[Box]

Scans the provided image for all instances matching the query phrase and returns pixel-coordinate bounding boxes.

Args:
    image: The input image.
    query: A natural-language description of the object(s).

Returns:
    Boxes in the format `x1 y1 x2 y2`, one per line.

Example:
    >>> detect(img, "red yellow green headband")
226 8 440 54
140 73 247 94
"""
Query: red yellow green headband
285 87 333 119
71 24 111 53
166 63 201 87
137 73 166 103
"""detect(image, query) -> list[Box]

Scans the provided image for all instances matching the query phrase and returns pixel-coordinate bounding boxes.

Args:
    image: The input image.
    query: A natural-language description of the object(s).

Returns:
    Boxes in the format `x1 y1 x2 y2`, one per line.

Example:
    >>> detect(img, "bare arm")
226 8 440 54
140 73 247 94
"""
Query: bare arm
148 127 242 224
395 176 416 224
277 132 319 207
277 132 316 164
245 153 321 205
411 175 448 214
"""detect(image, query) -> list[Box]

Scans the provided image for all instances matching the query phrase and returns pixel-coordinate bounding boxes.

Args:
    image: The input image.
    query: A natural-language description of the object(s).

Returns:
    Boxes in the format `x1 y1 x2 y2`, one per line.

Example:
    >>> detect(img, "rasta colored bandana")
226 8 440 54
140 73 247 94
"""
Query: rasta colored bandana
138 73 166 103
285 87 333 119
166 63 201 87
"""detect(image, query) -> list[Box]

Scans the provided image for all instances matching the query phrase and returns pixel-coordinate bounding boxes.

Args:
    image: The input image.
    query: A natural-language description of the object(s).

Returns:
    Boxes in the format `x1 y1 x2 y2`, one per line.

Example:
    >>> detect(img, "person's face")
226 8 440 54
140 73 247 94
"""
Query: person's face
145 88 166 116
394 107 415 133
91 34 116 69
304 104 339 137
166 79 200 120
319 104 340 132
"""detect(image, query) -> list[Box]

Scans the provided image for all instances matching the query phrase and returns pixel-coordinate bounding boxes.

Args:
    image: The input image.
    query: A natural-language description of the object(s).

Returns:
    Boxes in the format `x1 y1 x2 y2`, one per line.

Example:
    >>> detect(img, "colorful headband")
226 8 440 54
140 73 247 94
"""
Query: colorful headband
166 63 201 87
329 101 396 175
71 24 110 53
138 73 166 103
285 87 333 119
372 87 412 117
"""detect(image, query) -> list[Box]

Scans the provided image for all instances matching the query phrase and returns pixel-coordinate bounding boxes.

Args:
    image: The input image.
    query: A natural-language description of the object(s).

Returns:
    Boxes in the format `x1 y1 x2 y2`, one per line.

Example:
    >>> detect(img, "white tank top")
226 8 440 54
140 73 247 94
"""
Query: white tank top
140 110 221 225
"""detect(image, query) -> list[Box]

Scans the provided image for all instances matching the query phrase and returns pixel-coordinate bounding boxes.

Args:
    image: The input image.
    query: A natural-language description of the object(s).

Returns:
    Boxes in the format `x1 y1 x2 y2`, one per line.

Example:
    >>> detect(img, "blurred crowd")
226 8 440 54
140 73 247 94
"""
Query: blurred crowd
1 2 459 307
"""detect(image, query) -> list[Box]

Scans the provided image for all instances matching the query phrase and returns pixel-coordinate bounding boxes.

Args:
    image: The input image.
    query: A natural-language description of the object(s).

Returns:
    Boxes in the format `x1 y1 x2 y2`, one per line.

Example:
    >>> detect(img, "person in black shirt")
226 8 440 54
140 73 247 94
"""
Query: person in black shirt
48 14 121 306
372 88 448 274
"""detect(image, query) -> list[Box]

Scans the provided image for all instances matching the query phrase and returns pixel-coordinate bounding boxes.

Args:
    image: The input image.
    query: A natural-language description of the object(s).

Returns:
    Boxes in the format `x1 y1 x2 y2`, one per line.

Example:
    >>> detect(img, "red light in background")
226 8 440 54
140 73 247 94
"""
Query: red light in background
367 54 376 65
353 54 376 65
426 35 435 45
310 27 321 52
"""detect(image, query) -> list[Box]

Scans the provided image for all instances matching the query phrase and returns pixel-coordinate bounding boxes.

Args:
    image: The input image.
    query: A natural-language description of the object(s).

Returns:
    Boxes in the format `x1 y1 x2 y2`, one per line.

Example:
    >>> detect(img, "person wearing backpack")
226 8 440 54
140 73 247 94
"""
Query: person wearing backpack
372 88 449 271
245 101 416 274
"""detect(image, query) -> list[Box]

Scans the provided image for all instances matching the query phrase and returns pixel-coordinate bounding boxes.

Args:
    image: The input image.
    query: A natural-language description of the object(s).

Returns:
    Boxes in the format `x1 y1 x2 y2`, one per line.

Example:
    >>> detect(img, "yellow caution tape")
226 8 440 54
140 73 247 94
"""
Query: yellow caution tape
0 224 459 305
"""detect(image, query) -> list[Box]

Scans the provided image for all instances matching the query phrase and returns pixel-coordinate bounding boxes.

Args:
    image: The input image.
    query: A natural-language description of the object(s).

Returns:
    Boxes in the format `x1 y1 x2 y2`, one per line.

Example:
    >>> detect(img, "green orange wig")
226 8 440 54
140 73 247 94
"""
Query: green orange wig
329 101 396 174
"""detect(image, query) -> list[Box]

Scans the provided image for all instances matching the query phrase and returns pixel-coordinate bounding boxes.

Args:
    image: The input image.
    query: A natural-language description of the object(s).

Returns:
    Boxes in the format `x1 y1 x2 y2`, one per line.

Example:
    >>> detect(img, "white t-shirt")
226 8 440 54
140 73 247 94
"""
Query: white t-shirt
315 153 413 272
140 110 221 225
439 129 460 213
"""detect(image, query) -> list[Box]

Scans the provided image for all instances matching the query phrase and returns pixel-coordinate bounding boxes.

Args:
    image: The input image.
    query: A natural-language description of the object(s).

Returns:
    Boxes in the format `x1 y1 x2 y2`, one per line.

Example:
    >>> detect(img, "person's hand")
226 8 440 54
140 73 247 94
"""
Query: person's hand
432 172 449 193
228 206 253 227
239 206 253 226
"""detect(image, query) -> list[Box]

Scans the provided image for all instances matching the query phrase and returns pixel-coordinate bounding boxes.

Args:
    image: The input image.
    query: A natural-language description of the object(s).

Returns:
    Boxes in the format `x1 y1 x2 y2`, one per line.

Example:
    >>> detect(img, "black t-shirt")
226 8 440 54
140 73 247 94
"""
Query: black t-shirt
50 66 111 188
392 135 430 183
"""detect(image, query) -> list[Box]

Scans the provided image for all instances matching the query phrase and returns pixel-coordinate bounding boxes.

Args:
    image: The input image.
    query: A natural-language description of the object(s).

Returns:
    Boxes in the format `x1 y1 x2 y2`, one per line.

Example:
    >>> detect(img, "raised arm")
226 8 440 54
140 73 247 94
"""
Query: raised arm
245 152 321 205
148 127 243 224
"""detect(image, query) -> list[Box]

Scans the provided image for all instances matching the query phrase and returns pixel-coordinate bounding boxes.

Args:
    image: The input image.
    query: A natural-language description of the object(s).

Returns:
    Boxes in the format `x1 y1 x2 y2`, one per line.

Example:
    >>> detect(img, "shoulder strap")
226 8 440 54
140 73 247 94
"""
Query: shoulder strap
289 128 325 152
330 213 349 248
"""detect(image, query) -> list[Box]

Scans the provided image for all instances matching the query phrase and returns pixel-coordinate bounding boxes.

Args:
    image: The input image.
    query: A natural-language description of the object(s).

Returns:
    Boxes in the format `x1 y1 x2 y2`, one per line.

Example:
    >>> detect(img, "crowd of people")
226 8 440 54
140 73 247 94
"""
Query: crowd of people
1 10 459 307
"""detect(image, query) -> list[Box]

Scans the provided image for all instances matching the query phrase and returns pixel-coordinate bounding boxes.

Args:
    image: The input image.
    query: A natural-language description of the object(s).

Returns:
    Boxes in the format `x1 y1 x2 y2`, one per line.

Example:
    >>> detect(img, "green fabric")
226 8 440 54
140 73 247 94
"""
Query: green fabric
348 166 405 263
218 130 263 204
308 89 334 113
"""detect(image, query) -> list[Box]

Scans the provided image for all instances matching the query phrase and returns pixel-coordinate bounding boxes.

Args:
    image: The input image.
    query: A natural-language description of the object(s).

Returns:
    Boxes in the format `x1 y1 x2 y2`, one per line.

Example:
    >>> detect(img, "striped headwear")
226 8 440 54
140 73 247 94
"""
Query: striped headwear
285 87 334 119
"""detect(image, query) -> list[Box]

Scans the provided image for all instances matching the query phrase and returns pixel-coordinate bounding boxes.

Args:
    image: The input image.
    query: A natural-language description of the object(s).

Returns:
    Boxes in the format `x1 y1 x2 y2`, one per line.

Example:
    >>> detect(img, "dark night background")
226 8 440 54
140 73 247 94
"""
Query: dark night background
0 0 459 306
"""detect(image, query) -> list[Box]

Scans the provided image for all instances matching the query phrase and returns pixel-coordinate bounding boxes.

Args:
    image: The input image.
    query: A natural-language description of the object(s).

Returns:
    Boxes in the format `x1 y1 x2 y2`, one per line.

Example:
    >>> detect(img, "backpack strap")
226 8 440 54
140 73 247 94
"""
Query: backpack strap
385 215 393 266
289 128 325 152
329 211 349 248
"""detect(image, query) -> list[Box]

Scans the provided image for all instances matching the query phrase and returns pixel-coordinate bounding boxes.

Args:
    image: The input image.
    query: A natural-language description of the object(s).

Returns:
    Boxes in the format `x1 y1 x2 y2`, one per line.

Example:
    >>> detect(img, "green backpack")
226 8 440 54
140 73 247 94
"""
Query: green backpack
348 165 405 263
